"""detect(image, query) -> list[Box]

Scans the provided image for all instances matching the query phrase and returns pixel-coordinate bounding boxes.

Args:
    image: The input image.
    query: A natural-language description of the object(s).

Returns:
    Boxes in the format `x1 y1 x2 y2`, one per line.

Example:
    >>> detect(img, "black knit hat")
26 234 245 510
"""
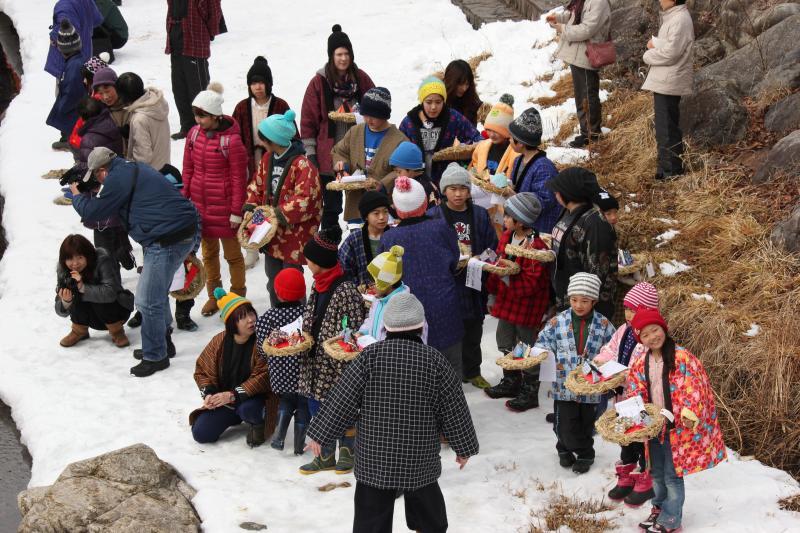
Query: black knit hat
57 19 81 56
508 107 543 148
358 190 391 220
546 167 601 203
359 87 391 120
594 188 619 211
303 229 340 269
247 56 273 88
327 24 354 62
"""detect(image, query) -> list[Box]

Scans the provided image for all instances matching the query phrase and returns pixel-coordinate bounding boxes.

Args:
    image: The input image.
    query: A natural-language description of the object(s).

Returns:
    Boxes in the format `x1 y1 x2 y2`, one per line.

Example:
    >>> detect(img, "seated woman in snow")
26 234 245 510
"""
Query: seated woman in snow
190 289 279 447
55 234 134 348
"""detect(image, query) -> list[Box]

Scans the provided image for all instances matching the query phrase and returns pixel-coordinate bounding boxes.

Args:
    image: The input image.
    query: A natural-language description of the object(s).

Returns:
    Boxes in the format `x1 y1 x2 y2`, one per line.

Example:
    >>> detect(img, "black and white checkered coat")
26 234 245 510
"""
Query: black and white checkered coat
307 335 480 490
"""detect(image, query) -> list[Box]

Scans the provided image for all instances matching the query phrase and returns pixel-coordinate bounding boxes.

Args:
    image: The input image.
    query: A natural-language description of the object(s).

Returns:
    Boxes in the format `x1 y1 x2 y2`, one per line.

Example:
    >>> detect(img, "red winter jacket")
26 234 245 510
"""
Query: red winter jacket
182 117 248 239
232 95 292 178
300 68 374 176
487 230 551 328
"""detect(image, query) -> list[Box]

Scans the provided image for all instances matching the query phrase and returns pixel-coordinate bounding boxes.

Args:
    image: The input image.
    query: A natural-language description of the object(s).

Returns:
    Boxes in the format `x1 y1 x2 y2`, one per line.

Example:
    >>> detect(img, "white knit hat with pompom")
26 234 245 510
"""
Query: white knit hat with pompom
391 176 427 219
191 82 224 116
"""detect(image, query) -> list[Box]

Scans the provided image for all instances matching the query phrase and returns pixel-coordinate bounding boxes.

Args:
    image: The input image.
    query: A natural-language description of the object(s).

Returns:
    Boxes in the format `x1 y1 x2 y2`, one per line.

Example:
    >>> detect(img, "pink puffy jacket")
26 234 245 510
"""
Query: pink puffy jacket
182 117 248 239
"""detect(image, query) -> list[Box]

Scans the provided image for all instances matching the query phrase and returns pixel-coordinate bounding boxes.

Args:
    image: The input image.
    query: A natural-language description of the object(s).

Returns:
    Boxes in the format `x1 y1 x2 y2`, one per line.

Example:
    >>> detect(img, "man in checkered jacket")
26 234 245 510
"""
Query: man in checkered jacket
307 293 479 533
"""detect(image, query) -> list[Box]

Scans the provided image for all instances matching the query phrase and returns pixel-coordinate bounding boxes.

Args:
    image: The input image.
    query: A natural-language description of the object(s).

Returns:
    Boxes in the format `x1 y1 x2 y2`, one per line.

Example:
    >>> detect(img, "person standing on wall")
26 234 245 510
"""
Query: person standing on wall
165 0 223 140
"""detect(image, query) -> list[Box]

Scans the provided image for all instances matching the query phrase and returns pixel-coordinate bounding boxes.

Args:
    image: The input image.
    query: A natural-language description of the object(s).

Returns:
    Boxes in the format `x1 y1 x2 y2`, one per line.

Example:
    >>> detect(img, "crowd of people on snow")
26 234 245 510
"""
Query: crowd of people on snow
41 0 723 531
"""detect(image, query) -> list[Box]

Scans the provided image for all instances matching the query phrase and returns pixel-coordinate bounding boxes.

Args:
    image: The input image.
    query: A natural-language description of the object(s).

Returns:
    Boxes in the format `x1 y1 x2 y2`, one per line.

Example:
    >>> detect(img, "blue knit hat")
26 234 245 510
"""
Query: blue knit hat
258 109 297 147
389 141 424 170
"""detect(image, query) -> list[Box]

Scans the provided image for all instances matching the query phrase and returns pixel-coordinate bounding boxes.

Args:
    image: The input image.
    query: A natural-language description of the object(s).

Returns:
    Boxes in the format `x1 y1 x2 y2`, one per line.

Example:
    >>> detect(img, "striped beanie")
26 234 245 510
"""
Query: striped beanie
57 19 82 56
623 282 659 311
484 94 515 137
418 76 447 104
567 272 601 301
392 176 428 219
214 288 250 323
368 245 404 292
504 192 542 228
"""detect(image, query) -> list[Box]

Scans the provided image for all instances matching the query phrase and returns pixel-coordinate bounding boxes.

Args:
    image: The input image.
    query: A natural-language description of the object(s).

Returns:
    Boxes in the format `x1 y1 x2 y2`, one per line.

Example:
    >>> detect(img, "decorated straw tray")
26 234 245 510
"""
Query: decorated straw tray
432 143 476 162
482 258 521 276
504 243 555 263
596 403 664 445
323 337 361 362
495 349 549 371
169 256 206 301
328 111 356 123
237 205 278 250
262 332 314 357
565 366 628 395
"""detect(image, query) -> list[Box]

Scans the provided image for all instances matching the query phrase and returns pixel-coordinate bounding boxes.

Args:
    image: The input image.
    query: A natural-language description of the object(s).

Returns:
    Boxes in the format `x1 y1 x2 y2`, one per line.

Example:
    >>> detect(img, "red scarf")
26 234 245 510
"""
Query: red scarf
313 263 344 293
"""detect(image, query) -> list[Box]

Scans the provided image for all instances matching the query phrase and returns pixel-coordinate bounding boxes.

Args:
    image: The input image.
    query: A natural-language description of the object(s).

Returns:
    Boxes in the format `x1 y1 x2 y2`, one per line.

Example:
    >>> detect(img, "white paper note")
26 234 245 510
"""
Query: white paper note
248 221 273 244
465 257 486 291
538 350 557 383
599 360 628 378
614 395 645 418
169 264 186 291
356 335 378 349
280 316 304 335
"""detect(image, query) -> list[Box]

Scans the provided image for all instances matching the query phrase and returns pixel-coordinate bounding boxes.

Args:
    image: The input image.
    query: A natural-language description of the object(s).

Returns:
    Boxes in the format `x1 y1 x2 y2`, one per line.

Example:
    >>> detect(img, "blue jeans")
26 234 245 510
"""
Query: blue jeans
649 437 685 529
136 234 198 361
192 396 265 443
279 393 310 425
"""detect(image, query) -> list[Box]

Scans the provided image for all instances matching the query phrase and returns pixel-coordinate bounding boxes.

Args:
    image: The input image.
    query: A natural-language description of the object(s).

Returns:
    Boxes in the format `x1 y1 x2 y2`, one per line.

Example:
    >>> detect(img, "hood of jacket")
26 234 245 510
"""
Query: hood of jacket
126 88 169 121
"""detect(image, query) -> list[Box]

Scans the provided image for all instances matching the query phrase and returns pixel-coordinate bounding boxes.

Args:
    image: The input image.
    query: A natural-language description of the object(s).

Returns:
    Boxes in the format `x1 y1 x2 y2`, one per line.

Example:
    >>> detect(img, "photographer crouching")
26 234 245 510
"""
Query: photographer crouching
56 234 134 347
70 147 201 377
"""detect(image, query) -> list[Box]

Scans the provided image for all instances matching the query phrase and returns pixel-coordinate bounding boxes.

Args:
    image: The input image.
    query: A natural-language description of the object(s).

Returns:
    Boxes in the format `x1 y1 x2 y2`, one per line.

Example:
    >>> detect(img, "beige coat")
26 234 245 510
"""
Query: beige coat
125 88 171 169
331 123 408 220
642 5 695 96
554 0 612 71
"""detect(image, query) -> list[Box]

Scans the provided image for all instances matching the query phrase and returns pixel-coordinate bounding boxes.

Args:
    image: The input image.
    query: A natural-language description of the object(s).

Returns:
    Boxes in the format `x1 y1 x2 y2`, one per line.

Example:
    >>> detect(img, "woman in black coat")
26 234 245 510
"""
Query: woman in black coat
55 234 134 347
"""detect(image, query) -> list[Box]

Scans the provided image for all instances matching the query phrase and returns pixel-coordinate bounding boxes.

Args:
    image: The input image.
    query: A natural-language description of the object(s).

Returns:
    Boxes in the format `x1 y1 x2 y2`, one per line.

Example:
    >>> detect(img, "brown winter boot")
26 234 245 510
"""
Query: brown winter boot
201 281 223 316
60 323 89 347
106 321 130 348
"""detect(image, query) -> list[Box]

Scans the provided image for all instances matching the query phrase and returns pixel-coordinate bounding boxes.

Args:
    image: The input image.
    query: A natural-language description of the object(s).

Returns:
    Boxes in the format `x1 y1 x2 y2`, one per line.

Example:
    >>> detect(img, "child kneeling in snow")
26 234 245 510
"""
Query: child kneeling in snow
627 308 726 533
338 191 392 287
485 193 551 411
534 272 615 474
190 289 278 448
255 268 310 455
306 293 479 533
594 282 659 506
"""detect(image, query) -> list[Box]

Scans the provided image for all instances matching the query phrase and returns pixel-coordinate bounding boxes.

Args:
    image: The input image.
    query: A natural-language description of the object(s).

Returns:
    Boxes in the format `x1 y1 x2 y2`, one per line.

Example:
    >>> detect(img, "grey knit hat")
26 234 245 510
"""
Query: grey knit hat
504 192 542 228
383 293 425 332
439 162 471 191
508 106 543 148
567 272 602 301
56 19 82 56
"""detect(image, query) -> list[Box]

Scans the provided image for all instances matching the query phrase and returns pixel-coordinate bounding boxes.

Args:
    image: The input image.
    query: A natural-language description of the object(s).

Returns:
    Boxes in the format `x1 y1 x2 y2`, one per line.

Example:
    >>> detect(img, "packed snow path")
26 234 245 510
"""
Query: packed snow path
0 0 798 530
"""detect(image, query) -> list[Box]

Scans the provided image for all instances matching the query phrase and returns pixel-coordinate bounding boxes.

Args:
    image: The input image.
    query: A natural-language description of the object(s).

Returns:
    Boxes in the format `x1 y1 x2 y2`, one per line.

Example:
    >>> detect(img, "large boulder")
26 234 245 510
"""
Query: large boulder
753 2 800 36
771 202 800 254
680 80 749 147
18 444 200 533
753 129 800 183
765 92 800 134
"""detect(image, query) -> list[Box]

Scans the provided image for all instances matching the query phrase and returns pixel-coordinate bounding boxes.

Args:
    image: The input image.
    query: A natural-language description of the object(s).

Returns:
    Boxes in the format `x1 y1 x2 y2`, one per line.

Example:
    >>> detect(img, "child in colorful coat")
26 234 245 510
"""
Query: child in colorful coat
182 83 248 316
627 308 726 533
255 268 310 455
244 110 322 307
595 282 659 506
428 163 498 388
297 230 366 475
358 245 427 342
485 193 551 411
338 191 391 287
534 272 615 474
399 76 481 186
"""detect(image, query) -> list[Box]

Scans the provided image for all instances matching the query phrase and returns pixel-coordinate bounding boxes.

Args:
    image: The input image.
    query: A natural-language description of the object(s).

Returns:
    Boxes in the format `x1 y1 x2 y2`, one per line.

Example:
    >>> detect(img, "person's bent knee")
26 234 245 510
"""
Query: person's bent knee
192 424 222 444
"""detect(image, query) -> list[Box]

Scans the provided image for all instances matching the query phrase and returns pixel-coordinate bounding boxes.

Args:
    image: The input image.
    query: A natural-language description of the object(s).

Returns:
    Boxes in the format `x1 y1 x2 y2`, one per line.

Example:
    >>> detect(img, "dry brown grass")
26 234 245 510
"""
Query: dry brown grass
530 73 574 107
580 88 800 478
431 51 493 80
529 493 616 533
779 493 800 512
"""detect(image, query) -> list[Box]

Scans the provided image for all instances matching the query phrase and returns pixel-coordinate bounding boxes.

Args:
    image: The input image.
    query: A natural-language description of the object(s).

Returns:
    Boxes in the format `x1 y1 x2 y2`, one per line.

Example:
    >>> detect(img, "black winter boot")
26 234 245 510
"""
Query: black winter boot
293 423 308 455
175 299 198 332
505 375 540 412
247 423 266 448
559 452 576 468
270 410 293 451
127 310 142 328
572 457 594 474
484 370 522 399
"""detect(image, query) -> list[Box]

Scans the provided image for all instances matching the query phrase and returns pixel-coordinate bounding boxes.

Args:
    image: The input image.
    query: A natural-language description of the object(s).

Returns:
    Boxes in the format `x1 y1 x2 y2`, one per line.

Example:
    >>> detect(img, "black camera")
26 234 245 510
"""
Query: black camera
57 272 80 302
59 165 99 194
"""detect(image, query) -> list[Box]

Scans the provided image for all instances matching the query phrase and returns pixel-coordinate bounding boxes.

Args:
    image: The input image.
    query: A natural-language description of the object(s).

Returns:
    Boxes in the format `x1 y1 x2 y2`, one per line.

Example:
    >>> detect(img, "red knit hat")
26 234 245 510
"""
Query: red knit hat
274 268 306 302
630 308 669 342
623 282 659 311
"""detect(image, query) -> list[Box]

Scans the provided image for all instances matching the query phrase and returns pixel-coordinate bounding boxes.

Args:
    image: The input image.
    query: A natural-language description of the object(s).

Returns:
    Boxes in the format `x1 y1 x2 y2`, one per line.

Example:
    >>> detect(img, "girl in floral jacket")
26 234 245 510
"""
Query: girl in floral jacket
244 110 322 306
627 309 726 533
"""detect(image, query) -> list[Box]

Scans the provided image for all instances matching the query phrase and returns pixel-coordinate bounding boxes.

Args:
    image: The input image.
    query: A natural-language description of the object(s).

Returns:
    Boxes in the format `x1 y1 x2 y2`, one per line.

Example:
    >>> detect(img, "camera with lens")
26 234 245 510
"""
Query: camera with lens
59 165 99 194
57 272 80 302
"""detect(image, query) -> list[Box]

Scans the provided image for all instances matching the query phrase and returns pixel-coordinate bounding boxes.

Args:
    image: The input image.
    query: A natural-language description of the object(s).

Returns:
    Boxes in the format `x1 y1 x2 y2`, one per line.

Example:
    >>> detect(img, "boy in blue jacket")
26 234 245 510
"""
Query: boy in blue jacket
47 20 88 151
429 162 498 388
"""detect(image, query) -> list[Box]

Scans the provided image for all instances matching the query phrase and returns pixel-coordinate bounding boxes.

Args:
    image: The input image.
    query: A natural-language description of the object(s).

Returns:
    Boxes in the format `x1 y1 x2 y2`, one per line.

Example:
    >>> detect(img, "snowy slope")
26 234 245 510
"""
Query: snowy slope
0 0 798 531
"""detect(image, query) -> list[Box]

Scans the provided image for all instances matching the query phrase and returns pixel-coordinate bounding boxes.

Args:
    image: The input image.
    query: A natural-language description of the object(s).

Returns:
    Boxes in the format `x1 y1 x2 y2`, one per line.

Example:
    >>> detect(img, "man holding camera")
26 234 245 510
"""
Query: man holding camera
71 147 200 377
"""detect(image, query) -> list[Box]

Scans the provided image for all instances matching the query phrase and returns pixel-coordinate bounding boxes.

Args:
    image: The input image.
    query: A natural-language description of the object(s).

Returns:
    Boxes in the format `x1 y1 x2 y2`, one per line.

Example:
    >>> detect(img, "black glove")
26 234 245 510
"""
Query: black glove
308 153 319 169
119 124 130 139
242 203 256 214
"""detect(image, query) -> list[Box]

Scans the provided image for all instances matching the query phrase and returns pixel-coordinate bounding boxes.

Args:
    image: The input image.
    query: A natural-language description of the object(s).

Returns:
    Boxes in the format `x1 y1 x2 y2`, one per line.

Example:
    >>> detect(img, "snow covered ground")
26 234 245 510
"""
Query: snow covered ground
0 0 798 531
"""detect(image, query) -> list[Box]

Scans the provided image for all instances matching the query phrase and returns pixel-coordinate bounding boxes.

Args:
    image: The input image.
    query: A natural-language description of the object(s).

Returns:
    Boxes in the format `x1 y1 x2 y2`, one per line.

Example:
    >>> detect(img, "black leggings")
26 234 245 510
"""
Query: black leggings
69 300 132 330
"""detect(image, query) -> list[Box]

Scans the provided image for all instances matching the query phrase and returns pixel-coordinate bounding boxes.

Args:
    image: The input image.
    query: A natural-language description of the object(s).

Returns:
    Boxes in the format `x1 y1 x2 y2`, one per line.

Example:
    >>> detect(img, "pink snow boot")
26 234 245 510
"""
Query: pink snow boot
625 469 655 507
608 461 637 500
